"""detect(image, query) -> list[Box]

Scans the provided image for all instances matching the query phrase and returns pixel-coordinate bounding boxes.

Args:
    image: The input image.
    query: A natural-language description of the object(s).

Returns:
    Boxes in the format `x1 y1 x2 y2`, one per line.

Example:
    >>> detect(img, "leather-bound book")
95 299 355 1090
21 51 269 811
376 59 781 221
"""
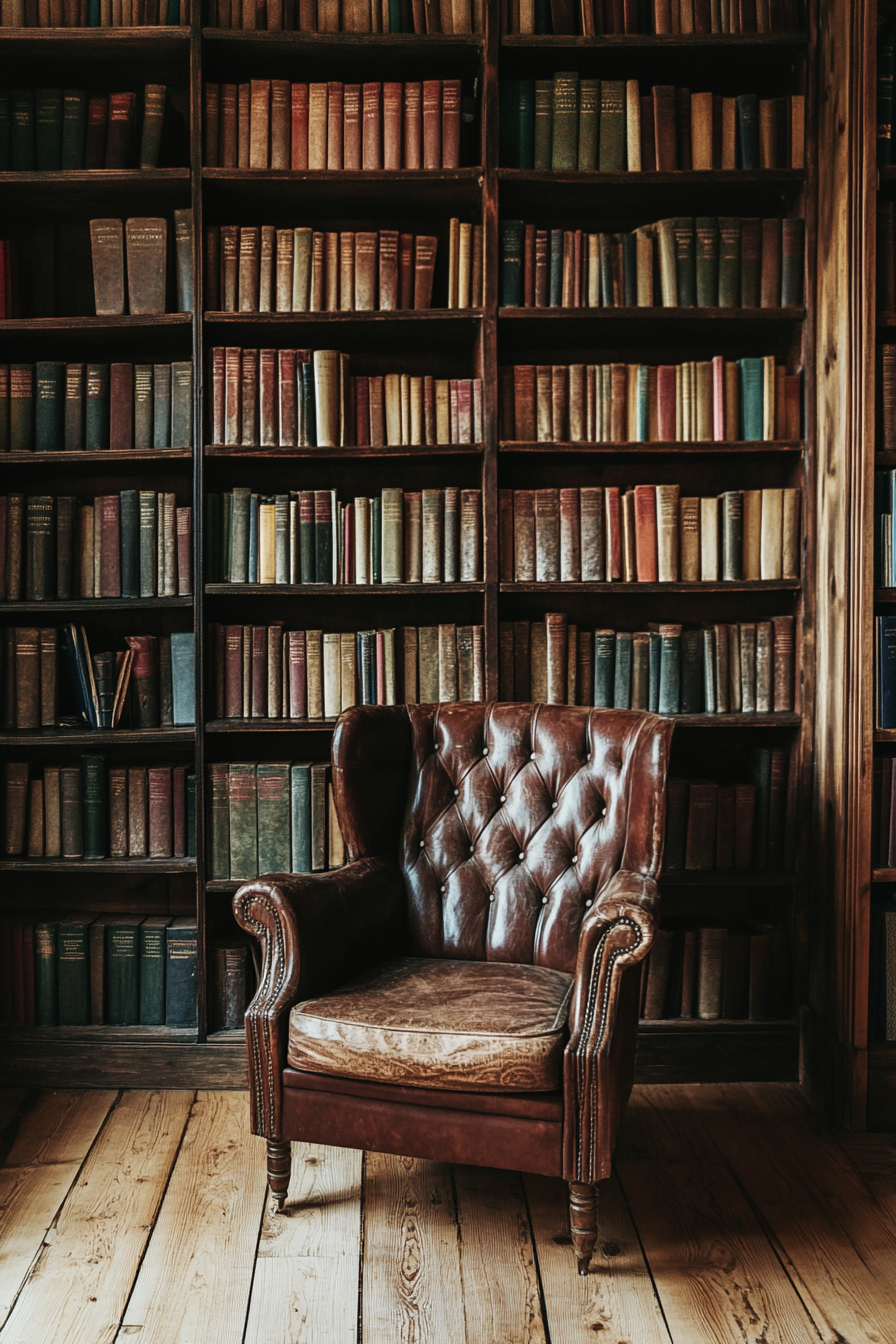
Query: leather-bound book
438 623 458 701
441 78 461 169
25 496 53 601
238 227 259 312
652 85 677 170
559 487 580 580
327 82 344 169
108 769 128 858
691 91 712 169
165 920 198 1028
147 765 172 858
220 83 238 167
663 778 689 871
642 928 675 1019
781 217 804 306
90 219 125 316
98 494 121 597
105 91 135 168
84 96 108 169
715 784 736 868
732 782 756 869
772 614 794 711
534 488 560 581
237 83 251 168
402 82 422 170
126 218 167 315
735 217 759 306
9 367 34 453
759 217 782 307
697 926 726 1019
580 486 604 581
288 84 308 170
174 209 193 313
685 781 718 868
413 235 437 309
342 84 362 170
421 79 441 169
61 89 87 171
125 634 159 728
219 225 238 311
719 490 743 581
362 81 382 169
35 362 64 453
310 763 329 871
631 483 658 581
379 81 400 170
125 767 147 858
39 627 57 727
79 754 105 859
459 489 480 581
545 612 567 704
268 79 289 169
108 363 133 452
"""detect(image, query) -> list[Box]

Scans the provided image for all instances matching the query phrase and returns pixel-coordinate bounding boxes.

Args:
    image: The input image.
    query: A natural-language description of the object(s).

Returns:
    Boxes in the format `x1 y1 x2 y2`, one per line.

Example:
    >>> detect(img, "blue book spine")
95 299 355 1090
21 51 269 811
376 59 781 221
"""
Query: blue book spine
549 230 563 307
737 358 764 441
120 489 139 598
736 94 760 170
170 632 195 726
647 631 661 713
166 0 180 21
165 920 198 1029
636 365 649 442
290 764 312 872
518 79 535 169
88 0 101 24
889 471 896 587
500 220 524 307
248 494 259 583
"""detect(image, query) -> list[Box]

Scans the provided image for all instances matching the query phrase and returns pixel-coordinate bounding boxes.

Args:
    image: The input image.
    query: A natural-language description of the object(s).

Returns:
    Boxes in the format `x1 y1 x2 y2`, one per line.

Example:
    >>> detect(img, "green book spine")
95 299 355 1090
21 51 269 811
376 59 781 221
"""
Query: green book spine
230 486 251 583
170 632 195 727
257 762 292 873
315 496 333 583
613 631 632 708
165 919 198 1028
228 762 258 880
139 917 171 1026
85 363 110 451
25 494 54 600
737 357 764 440
134 364 153 448
577 79 599 171
658 627 682 715
106 918 142 1026
301 362 316 446
34 919 58 1026
139 84 166 169
10 364 35 452
0 94 9 171
598 79 625 171
680 628 704 714
208 762 230 879
248 495 258 583
518 79 535 170
0 365 9 451
56 916 93 1026
647 629 661 712
290 763 312 873
718 217 741 308
781 218 805 306
293 230 312 312
11 90 35 171
186 773 196 858
34 88 63 171
139 490 157 597
35 361 65 452
371 496 381 583
81 755 107 859
750 747 772 867
170 362 193 448
61 89 87 170
551 72 579 171
299 494 314 583
153 363 171 448
500 219 524 307
120 489 139 598
636 365 649 441
673 218 696 307
533 80 553 171
388 0 402 29
593 631 615 707
549 229 563 306
695 217 719 307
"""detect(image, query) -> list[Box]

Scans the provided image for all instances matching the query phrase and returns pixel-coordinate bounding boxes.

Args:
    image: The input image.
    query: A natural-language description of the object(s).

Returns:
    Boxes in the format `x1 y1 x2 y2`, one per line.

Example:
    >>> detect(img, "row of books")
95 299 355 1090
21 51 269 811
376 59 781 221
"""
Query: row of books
209 348 483 448
4 757 196 858
0 493 193 601
500 215 805 310
875 470 896 589
207 486 482 585
877 617 896 730
88 215 192 318
0 361 193 454
500 78 805 172
499 485 801 584
870 903 896 1041
665 751 796 873
208 759 345 879
207 223 473 314
497 615 795 714
872 755 896 871
212 623 485 719
0 0 187 23
505 0 804 34
0 86 171 172
2 626 195 730
877 202 896 311
0 914 198 1030
203 78 467 171
209 0 481 31
499 358 800 443
640 923 791 1021
879 351 896 453
878 27 894 168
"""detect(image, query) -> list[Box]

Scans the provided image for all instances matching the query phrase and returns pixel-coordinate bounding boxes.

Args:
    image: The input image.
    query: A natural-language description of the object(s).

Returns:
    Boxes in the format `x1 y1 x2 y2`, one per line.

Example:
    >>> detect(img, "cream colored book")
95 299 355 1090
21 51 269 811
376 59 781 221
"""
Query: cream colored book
458 222 472 309
435 379 450 444
536 365 552 441
587 234 600 306
626 365 640 442
410 376 424 444
782 488 801 578
404 491 422 583
700 497 719 580
438 624 458 702
258 500 277 583
322 634 341 718
569 364 585 442
384 373 401 445
383 627 396 703
305 630 323 718
340 631 356 709
690 92 713 170
447 217 460 309
400 373 411 445
763 354 776 440
443 487 459 580
656 484 681 582
354 495 370 584
275 229 294 312
381 487 403 585
403 626 418 703
760 487 783 579
626 80 641 170
324 231 339 312
421 489 442 583
635 226 654 307
313 349 340 447
258 225 274 312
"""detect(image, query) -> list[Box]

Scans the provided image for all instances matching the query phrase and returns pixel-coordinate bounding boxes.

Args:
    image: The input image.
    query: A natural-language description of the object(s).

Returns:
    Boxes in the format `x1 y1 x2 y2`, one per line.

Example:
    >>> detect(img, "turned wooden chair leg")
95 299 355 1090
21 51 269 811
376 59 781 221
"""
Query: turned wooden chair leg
267 1139 291 1212
568 1181 599 1275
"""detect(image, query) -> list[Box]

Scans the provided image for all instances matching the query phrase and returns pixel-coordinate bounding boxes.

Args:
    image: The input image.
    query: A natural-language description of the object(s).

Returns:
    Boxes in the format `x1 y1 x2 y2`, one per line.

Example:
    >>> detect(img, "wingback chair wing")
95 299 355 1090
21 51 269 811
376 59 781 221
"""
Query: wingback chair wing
233 701 673 1274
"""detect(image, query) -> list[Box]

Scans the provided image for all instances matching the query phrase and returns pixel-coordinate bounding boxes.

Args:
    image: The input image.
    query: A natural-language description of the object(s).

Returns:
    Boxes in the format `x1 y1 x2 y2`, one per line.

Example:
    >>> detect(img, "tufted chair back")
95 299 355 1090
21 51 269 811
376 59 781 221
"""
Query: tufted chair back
332 702 672 977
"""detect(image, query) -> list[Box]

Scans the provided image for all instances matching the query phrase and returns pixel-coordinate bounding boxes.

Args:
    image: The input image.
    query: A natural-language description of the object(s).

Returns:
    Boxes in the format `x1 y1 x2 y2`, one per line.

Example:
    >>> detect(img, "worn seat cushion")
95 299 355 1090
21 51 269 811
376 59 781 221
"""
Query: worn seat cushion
286 955 575 1092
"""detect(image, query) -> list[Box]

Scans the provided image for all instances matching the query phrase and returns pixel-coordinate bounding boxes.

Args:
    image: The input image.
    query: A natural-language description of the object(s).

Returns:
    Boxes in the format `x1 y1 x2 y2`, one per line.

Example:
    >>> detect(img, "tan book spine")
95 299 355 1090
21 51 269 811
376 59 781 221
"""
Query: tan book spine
536 365 552 441
569 363 585 441
700 497 719 580
695 360 713 441
513 489 535 581
534 488 560 582
381 487 403 584
308 83 328 169
626 79 641 170
781 488 800 579
258 225 275 312
790 94 805 169
530 621 547 701
435 378 450 443
656 483 680 581
327 82 344 169
339 232 355 312
438 624 457 701
324 231 339 311
460 489 481 582
403 491 422 582
559 487 581 581
249 79 270 168
580 486 604 581
760 487 783 580
384 373 401 444
322 633 341 718
275 229 294 312
238 226 259 312
742 489 762 580
270 80 290 168
238 83 250 168
721 96 737 168
353 231 377 311
690 91 713 169
421 489 442 583
680 496 700 581
305 630 323 718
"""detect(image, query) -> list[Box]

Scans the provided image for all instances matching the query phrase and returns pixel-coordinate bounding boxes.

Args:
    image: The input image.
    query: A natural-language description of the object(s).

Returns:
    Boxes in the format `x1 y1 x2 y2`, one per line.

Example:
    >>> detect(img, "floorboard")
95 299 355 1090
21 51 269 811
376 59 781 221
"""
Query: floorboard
454 1166 546 1344
835 1132 896 1223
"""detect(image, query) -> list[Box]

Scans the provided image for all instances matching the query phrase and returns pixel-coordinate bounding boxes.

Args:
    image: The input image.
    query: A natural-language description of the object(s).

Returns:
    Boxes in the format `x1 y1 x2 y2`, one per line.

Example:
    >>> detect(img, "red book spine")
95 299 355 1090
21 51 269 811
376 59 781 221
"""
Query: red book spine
375 629 386 704
657 364 676 441
772 615 794 711
404 82 422 169
172 764 186 858
343 84 361 170
456 379 471 444
573 228 582 307
605 486 622 580
214 622 225 717
712 355 725 441
422 79 441 169
441 78 460 168
291 83 309 169
225 346 241 444
534 229 548 307
632 484 659 582
100 494 121 597
288 628 306 717
355 376 370 444
176 507 192 595
148 766 173 858
278 349 297 446
84 96 108 169
259 348 277 446
251 625 267 716
212 347 225 445
362 82 382 170
383 81 402 170
327 81 344 169
105 90 135 169
449 378 459 442
513 364 536 441
109 363 133 452
398 233 414 309
224 624 243 717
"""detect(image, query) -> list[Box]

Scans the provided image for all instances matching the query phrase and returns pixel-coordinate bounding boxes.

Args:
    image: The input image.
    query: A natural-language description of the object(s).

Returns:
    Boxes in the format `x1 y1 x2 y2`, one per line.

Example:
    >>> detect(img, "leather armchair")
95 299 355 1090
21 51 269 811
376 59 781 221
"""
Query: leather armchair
234 701 673 1274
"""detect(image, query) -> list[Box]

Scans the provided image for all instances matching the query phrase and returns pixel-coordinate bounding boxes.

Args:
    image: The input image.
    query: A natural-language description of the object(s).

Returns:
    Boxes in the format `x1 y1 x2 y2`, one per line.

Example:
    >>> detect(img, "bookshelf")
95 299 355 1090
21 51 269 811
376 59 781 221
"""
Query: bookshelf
0 2 818 1088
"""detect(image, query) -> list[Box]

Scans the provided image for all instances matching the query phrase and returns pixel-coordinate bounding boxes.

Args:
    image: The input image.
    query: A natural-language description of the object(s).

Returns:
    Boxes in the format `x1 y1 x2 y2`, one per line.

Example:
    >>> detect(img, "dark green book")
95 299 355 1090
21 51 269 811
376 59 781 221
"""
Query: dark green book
139 84 166 169
230 486 250 583
171 361 192 447
35 88 63 171
658 625 682 715
139 490 157 597
228 762 258 880
165 918 198 1028
134 364 154 448
170 631 195 726
290 762 312 873
750 747 772 867
11 90 35 171
301 361 316 446
533 79 553 171
25 495 54 601
680 628 704 714
186 772 196 858
500 219 524 307
0 364 9 452
647 629 661 712
370 495 381 583
10 364 35 452
551 72 579 170
208 762 230 879
120 489 139 598
593 630 615 707
388 0 402 29
106 915 143 1026
34 917 58 1026
315 491 333 583
673 218 696 308
64 363 84 450
718 217 742 308
736 93 759 170
153 363 171 448
257 762 291 874
85 364 109 451
298 491 314 582
517 78 535 170
139 916 172 1026
613 631 632 709
720 491 744 581
781 218 805 306
598 79 625 171
56 912 95 1026
549 229 563 307
738 358 765 440
695 217 719 307
577 78 599 171
0 94 10 171
35 361 65 451
61 89 87 170
81 754 107 859
598 234 613 306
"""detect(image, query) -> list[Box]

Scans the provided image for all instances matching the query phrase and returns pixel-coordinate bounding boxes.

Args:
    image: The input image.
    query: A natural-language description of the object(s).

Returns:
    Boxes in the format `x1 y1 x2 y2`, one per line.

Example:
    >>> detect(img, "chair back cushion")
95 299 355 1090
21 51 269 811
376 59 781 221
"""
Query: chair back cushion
399 703 669 974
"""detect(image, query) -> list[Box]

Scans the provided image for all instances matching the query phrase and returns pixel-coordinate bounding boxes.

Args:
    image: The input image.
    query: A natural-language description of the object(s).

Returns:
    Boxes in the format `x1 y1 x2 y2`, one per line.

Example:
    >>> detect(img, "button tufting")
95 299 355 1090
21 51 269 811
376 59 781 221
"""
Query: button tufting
419 840 425 848
551 801 558 810
541 897 548 905
500 794 506 803
585 899 592 908
489 893 495 902
454 788 459 796
530 752 536 760
440 886 446 894
469 845 475 853
518 853 525 861
572 855 578 865
483 747 489 756
601 807 607 817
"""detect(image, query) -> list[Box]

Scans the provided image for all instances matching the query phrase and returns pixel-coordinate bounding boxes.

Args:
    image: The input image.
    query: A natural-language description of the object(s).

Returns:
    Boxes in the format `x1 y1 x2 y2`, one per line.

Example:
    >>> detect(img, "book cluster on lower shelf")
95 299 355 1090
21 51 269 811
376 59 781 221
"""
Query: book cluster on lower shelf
0 85 178 172
872 755 896 871
207 486 482 585
500 215 805 310
0 0 187 23
500 78 805 172
500 484 800 584
498 615 795 714
208 758 344 879
0 493 193 602
666 747 797 873
640 922 791 1022
4 757 196 859
871 901 896 1042
209 0 481 32
499 357 799 443
505 0 805 35
0 914 198 1031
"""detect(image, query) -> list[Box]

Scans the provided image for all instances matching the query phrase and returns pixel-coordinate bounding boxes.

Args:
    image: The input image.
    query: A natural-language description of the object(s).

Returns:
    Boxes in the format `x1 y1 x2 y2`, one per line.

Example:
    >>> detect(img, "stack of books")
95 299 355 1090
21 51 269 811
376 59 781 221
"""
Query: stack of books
640 922 791 1021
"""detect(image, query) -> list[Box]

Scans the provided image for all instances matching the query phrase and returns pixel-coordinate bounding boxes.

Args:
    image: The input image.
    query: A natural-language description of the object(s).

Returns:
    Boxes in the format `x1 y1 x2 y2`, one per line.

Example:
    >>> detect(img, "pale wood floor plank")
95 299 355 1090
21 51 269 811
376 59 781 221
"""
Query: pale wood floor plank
834 1132 896 1223
245 1143 362 1343
116 1092 268 1344
453 1166 546 1344
362 1152 466 1344
0 1090 117 1326
525 1172 671 1344
0 1091 193 1344
615 1087 821 1344
693 1083 896 1344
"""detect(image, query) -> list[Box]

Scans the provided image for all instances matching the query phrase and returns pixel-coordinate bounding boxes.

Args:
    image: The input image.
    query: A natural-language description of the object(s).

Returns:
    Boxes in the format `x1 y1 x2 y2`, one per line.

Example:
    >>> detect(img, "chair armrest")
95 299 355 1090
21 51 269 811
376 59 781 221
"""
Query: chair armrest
563 869 658 1184
233 856 407 1138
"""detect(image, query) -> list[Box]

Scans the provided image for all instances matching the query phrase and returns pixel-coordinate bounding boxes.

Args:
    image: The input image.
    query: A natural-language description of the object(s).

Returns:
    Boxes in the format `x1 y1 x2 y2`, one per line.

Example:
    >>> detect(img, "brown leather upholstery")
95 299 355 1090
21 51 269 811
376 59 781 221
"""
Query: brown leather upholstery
234 702 673 1204
287 955 574 1091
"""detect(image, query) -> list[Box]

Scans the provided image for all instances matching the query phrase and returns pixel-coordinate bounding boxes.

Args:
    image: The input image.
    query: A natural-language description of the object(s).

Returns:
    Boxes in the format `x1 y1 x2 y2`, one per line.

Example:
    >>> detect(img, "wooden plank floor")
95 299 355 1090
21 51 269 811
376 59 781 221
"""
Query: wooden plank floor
1 1085 895 1344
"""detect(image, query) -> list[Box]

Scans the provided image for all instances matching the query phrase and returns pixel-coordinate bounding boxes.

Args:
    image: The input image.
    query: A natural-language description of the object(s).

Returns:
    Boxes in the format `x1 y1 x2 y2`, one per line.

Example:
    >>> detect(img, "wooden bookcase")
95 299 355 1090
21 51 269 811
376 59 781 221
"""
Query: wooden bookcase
0 7 817 1088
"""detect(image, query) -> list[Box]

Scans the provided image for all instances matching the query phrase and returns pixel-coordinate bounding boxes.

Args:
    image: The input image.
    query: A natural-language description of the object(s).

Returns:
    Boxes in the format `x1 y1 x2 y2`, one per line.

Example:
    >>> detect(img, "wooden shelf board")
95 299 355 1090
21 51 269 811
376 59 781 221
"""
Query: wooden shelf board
205 582 485 595
0 314 191 332
872 869 896 883
202 167 482 185
667 712 801 727
0 448 191 465
0 597 192 612
205 720 338 737
202 27 484 46
659 870 797 885
497 168 806 186
0 168 189 185
499 305 806 322
203 308 482 324
500 580 801 593
0 1025 197 1042
205 443 482 458
875 589 896 602
0 727 194 746
0 858 196 872
502 33 808 47
501 439 803 453
874 729 896 742
638 1017 796 1029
